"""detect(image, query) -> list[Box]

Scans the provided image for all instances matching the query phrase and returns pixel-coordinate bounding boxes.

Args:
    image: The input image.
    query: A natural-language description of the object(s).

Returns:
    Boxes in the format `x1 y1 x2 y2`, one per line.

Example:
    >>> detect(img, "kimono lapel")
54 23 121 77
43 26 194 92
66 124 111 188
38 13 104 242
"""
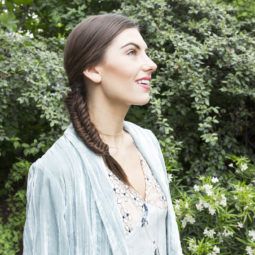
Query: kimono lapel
123 122 181 255
64 124 128 255
123 121 170 203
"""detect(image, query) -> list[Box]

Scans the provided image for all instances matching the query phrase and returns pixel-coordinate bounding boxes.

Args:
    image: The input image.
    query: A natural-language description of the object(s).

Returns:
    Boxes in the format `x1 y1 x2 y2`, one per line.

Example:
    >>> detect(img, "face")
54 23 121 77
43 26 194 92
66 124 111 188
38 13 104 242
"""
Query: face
94 28 157 106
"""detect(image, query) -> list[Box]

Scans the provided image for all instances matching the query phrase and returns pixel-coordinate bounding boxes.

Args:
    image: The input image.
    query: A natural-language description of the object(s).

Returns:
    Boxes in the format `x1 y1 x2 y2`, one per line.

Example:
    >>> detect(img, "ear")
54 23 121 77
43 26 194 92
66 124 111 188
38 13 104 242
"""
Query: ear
83 66 102 84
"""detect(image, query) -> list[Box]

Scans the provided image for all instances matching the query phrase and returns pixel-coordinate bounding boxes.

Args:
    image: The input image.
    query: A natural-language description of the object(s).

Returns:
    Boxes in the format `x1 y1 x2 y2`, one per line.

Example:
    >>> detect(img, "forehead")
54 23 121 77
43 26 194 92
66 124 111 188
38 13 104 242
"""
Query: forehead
109 28 148 49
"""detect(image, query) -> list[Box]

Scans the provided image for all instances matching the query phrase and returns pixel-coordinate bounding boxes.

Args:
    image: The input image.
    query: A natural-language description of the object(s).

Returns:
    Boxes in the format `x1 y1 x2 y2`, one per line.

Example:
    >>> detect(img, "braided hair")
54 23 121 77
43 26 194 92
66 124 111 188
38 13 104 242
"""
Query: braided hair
64 14 138 184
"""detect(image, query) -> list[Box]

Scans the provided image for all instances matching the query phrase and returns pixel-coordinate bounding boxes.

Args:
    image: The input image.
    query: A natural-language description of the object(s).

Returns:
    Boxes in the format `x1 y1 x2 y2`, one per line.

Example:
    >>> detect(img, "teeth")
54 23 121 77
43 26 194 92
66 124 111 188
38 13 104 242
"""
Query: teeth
137 79 149 85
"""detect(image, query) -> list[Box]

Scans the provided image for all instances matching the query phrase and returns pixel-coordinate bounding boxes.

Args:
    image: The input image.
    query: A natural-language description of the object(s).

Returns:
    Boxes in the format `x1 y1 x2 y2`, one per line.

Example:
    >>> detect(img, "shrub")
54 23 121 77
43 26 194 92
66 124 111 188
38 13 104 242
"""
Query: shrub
0 31 68 254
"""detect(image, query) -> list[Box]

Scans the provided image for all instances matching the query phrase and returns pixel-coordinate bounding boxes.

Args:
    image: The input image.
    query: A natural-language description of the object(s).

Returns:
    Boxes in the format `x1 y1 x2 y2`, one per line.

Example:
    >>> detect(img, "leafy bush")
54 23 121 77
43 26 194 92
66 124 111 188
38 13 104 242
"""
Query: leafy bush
0 31 68 254
173 157 255 254
215 0 255 20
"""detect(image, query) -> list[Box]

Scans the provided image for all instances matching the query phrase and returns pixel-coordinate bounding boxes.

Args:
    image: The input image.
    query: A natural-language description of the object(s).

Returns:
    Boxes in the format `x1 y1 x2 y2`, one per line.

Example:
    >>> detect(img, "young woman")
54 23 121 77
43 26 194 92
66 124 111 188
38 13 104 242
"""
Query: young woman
23 13 182 255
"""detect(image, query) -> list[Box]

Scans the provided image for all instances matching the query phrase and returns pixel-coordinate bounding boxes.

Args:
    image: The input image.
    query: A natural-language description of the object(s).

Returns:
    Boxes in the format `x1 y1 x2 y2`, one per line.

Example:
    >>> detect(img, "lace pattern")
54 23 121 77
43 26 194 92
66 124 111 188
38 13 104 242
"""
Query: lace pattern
107 150 168 235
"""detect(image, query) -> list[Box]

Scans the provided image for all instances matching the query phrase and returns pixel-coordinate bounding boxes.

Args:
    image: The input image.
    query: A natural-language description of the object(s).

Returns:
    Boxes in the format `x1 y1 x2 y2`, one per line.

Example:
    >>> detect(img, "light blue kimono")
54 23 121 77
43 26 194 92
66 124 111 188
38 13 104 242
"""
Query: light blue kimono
23 120 183 255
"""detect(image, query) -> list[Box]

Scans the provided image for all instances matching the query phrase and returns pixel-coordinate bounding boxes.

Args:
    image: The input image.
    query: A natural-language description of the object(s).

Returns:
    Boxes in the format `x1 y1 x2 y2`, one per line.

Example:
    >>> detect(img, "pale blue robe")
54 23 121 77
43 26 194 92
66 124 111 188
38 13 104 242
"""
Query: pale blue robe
23 120 183 255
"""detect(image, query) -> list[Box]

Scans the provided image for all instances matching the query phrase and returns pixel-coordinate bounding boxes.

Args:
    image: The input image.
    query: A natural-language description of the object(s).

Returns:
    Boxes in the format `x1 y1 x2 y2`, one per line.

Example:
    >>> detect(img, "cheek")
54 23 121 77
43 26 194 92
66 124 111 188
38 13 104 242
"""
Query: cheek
103 57 138 83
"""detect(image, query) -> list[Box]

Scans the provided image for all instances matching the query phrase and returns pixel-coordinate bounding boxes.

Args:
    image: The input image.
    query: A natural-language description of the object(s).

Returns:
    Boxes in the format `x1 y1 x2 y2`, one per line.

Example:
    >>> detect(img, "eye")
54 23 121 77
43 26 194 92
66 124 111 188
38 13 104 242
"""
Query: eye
127 49 137 56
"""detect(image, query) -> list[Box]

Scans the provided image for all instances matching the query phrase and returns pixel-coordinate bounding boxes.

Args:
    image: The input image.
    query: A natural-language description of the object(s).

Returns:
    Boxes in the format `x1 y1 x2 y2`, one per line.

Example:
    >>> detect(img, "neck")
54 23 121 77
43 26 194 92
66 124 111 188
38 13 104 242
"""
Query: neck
87 97 130 144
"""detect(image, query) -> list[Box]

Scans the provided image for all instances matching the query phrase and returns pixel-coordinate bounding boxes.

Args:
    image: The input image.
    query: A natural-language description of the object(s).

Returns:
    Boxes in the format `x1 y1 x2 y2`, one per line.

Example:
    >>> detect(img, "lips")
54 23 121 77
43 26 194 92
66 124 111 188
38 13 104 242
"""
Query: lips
136 79 150 85
135 80 150 91
135 76 151 90
135 76 151 82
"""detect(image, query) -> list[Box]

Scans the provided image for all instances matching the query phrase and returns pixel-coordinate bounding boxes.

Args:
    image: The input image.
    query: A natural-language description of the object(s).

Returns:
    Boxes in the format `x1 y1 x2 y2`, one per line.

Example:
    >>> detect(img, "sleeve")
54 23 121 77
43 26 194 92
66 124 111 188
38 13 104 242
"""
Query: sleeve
23 163 69 255
147 130 169 183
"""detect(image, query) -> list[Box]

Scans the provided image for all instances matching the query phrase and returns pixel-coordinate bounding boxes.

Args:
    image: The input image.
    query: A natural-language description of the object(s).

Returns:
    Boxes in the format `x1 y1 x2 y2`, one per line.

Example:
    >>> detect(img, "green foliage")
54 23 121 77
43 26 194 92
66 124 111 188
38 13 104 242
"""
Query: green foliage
0 31 69 254
215 0 255 20
0 159 29 255
0 0 122 37
172 162 255 254
0 0 255 254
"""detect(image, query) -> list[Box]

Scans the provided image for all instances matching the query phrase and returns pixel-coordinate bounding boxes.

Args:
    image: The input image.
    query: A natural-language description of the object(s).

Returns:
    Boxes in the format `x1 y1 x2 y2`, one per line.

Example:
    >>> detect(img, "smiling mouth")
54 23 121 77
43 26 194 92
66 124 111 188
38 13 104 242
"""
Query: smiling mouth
136 80 150 90
136 79 150 86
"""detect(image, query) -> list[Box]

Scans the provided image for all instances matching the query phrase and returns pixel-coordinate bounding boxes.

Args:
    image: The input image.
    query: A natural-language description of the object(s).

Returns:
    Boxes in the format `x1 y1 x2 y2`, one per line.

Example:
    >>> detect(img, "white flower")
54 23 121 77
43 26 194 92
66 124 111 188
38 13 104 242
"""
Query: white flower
212 177 219 183
246 246 254 255
248 230 255 241
237 222 244 228
167 173 173 183
186 214 195 224
174 200 180 212
228 163 234 168
188 240 198 252
240 163 248 172
208 206 216 215
203 202 210 208
203 227 215 238
212 246 220 254
203 184 213 196
209 246 220 255
181 218 187 228
219 194 227 207
222 229 234 237
196 200 204 211
194 184 200 192
181 214 196 228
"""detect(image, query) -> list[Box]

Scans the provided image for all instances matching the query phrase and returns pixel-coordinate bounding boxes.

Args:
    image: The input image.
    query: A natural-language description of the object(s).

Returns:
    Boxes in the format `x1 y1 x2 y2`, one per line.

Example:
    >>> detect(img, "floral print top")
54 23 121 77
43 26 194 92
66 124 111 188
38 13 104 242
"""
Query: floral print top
107 149 168 235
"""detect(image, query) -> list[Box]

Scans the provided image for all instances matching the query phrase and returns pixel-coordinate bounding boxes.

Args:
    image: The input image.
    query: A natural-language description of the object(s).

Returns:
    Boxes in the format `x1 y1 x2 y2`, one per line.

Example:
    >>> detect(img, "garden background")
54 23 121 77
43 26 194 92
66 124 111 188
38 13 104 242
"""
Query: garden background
0 0 255 254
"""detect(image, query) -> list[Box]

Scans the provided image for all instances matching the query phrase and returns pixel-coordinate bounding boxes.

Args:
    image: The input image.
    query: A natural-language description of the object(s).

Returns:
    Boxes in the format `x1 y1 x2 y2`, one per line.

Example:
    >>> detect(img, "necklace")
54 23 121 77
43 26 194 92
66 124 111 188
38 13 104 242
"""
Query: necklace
98 130 124 136
98 130 125 155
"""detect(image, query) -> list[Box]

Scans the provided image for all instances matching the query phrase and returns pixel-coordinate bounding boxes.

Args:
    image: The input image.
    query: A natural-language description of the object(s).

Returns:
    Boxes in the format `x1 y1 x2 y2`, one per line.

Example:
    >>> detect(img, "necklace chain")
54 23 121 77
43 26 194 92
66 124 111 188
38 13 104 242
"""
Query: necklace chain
98 129 124 137
98 130 125 154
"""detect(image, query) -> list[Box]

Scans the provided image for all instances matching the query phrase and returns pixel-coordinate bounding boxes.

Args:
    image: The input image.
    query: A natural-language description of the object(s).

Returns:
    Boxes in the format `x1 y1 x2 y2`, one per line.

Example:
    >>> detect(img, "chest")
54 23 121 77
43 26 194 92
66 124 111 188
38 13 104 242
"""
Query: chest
112 143 147 199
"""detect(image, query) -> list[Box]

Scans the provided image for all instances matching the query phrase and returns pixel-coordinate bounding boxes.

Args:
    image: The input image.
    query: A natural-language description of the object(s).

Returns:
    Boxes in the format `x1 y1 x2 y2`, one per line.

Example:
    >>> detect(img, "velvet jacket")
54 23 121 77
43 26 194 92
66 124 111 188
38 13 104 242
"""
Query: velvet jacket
23 121 183 255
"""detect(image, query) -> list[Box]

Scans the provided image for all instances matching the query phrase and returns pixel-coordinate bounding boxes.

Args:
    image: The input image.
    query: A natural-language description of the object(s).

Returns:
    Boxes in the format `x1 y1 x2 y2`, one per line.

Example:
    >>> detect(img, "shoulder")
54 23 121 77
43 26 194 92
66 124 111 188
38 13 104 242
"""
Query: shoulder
124 120 160 145
30 124 82 179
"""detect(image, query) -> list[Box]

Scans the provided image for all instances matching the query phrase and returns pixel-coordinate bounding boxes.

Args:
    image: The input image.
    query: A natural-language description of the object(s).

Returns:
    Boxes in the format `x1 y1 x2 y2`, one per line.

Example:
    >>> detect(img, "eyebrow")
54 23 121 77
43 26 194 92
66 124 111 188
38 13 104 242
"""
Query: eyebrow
120 42 148 50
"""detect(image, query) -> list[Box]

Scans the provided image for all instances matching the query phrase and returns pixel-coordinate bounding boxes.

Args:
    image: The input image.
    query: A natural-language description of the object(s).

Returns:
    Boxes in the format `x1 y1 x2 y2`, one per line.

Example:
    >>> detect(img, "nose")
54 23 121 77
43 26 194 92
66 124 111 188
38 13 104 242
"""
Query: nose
142 54 157 73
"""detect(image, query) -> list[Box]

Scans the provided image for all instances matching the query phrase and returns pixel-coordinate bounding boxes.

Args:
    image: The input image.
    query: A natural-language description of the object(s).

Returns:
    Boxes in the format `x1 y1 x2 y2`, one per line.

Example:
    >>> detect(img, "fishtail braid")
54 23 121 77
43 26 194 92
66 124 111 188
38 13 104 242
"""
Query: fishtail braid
65 82 129 184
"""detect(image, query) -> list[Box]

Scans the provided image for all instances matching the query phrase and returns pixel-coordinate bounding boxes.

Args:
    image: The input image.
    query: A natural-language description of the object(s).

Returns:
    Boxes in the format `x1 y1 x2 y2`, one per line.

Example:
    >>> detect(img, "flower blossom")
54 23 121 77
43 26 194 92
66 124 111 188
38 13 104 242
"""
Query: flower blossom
181 214 196 228
237 222 244 228
240 163 248 172
248 230 255 241
246 246 254 255
219 194 227 207
203 227 215 238
203 184 213 196
221 229 234 237
167 173 173 183
212 177 219 183
209 246 220 255
194 185 200 192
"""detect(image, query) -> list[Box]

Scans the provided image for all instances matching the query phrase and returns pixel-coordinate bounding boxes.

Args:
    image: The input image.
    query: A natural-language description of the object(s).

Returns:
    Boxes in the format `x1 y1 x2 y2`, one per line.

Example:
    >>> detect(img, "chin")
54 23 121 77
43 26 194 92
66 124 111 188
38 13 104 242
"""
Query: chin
131 95 151 106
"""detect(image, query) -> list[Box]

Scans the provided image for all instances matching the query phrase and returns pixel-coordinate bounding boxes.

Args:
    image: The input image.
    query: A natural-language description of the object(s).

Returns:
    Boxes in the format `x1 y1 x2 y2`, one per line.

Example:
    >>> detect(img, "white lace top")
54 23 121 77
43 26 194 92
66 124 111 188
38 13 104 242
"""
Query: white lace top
106 149 168 235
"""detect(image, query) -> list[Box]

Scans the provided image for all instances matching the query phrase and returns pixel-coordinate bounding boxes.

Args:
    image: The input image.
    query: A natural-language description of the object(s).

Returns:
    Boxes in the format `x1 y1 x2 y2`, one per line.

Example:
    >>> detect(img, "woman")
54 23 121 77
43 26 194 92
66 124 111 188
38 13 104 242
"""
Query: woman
23 13 182 255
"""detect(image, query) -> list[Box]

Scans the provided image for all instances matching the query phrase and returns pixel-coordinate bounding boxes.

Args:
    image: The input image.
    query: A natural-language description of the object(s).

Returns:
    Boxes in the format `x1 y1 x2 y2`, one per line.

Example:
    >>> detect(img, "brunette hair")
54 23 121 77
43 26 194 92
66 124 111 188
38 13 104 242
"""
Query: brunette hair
64 13 138 184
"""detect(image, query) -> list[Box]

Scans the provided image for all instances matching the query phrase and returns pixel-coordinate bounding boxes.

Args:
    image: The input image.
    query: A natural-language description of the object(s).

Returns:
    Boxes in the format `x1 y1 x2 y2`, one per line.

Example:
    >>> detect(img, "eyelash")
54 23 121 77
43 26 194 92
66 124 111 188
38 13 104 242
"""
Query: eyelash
127 49 149 56
127 49 137 56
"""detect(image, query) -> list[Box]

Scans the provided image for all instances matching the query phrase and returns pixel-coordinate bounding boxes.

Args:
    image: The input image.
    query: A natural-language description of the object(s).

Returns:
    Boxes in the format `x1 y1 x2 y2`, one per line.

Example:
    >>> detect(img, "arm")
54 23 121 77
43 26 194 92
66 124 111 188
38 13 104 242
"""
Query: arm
23 163 69 255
